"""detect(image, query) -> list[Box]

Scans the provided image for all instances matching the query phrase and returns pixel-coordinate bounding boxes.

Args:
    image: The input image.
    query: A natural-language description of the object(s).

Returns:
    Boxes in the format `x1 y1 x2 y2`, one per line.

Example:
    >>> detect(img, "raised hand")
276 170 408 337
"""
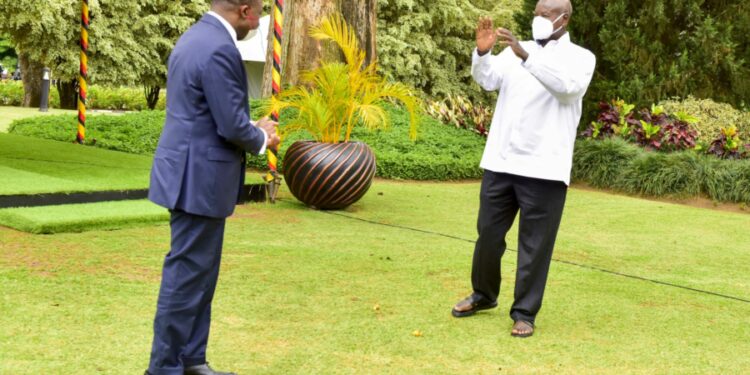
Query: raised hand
476 16 498 54
496 28 529 61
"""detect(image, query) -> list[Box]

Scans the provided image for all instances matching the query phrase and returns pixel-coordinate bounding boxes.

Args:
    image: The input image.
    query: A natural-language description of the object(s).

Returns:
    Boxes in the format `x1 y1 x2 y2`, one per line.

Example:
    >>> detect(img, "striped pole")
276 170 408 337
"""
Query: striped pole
76 0 89 144
264 0 284 203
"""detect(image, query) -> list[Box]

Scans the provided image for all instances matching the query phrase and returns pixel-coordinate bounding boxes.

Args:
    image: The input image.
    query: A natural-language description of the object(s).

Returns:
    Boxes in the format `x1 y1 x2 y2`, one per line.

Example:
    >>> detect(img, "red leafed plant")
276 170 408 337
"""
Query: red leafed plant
708 126 749 159
661 112 699 151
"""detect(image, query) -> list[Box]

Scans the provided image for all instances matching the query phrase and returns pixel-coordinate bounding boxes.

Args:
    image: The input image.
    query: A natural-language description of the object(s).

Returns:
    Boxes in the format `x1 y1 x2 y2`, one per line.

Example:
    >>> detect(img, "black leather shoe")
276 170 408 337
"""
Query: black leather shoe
184 363 236 375
451 293 498 318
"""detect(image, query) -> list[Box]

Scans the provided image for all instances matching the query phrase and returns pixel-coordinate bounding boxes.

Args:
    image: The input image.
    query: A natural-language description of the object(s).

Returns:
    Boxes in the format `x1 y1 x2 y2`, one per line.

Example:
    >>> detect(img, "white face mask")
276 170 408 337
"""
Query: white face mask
532 13 566 41
240 28 258 42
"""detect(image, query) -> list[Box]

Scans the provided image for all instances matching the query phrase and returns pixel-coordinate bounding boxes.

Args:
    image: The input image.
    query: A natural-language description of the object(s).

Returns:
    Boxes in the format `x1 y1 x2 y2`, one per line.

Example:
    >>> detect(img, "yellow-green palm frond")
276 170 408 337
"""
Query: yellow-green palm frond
267 86 338 142
356 104 390 132
368 82 422 140
309 13 365 73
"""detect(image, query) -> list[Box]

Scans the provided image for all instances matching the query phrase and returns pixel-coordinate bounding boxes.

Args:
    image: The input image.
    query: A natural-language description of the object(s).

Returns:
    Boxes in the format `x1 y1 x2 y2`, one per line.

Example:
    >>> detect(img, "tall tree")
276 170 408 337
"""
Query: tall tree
261 0 378 98
0 0 206 109
0 35 17 70
134 0 207 110
0 0 147 108
514 0 750 115
377 0 519 105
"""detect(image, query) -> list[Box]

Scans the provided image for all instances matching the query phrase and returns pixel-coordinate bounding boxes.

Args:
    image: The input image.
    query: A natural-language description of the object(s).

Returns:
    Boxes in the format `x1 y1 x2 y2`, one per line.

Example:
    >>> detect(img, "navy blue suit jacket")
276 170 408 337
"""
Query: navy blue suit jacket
149 14 265 219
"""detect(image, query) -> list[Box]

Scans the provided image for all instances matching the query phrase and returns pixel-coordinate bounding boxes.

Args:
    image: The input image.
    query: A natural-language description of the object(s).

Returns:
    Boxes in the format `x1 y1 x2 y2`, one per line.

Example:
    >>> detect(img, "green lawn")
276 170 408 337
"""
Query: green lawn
1 180 748 374
0 106 77 133
0 133 152 195
0 200 168 234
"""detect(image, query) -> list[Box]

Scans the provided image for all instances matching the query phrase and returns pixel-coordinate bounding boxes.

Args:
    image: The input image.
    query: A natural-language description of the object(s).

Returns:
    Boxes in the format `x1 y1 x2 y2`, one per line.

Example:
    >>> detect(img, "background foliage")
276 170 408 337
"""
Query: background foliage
0 35 16 71
0 0 206 107
573 138 750 203
377 0 522 106
515 0 750 122
660 96 750 143
9 103 486 181
0 81 165 110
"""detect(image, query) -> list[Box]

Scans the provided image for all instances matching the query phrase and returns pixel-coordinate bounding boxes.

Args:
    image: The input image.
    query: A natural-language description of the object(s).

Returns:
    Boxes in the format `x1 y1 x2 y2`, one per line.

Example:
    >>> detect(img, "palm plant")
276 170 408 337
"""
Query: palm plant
266 13 421 144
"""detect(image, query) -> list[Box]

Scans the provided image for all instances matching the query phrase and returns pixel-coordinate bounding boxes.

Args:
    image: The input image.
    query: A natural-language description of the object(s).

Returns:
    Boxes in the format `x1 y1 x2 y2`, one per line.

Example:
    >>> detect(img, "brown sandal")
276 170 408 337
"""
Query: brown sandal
511 320 534 338
451 293 498 318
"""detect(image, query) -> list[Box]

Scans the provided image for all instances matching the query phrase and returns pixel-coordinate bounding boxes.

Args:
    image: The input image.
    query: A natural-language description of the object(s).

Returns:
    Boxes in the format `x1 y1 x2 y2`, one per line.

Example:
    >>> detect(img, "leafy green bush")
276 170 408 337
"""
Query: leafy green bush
87 86 166 111
425 95 492 137
572 138 638 188
515 1 750 124
583 100 750 159
0 80 54 107
617 152 705 198
573 138 750 203
9 111 164 154
660 96 750 142
10 103 485 181
378 0 522 107
0 81 165 110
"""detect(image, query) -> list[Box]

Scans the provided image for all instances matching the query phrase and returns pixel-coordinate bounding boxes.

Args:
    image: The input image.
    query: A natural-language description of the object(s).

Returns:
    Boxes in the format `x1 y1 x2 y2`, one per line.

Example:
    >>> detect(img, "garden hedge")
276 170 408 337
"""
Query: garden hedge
573 138 750 204
9 103 486 181
0 81 165 111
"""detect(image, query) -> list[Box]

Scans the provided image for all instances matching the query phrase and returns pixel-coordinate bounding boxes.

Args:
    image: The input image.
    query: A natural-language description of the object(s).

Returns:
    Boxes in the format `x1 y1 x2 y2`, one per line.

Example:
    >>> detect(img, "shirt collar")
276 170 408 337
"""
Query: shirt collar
541 32 570 48
207 11 238 42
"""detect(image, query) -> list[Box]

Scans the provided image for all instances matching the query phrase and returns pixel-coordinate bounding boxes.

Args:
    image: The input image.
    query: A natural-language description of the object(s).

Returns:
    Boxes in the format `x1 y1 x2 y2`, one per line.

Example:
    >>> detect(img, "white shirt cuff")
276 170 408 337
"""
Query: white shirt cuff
473 48 492 61
255 122 267 155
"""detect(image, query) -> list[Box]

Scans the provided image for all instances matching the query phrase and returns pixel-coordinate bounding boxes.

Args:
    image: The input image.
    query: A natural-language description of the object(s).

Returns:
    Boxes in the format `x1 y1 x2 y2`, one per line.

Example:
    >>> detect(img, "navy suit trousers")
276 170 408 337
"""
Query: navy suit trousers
148 210 226 375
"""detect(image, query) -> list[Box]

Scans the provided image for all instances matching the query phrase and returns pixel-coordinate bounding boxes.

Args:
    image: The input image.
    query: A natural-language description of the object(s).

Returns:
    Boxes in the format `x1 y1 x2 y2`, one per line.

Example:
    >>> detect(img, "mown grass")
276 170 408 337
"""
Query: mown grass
0 200 168 234
1 180 748 374
0 133 152 195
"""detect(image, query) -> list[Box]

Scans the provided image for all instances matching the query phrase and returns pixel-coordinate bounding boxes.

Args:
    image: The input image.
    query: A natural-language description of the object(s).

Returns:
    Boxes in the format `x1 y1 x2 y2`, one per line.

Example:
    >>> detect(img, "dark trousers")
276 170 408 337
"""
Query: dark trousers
148 210 226 375
471 171 567 324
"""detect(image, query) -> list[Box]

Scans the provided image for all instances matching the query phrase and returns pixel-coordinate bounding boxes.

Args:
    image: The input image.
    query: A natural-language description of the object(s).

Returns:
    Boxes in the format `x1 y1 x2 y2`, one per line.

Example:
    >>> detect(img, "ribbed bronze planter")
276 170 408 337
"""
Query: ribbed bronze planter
283 141 376 210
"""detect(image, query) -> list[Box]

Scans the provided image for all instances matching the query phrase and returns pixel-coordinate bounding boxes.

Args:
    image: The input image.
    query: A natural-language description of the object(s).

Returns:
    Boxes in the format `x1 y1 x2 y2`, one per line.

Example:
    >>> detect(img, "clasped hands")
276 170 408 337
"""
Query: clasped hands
255 117 281 150
476 16 529 62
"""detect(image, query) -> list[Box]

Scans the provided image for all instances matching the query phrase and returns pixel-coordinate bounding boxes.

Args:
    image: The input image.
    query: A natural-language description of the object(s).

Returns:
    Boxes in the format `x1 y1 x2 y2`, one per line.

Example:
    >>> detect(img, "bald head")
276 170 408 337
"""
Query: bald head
537 0 572 17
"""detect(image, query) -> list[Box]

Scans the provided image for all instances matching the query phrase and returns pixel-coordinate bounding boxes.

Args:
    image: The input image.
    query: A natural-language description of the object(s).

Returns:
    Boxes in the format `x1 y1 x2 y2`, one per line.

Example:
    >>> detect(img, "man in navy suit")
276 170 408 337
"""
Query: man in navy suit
145 1 280 374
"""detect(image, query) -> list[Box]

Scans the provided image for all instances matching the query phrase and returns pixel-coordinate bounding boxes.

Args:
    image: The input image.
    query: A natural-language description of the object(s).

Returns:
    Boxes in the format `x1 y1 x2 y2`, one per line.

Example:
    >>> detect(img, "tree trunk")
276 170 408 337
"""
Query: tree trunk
19 52 44 108
261 0 377 98
56 79 78 110
340 0 377 67
144 85 161 110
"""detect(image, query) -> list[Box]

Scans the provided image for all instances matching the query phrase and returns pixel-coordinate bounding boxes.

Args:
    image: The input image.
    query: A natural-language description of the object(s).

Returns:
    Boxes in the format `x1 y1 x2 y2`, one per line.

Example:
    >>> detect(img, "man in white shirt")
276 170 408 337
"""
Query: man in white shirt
451 0 595 338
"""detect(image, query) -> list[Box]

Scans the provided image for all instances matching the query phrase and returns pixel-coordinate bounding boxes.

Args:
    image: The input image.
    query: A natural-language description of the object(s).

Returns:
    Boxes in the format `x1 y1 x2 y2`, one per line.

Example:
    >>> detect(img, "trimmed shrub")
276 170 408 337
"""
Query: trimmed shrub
10 103 485 181
573 139 750 203
617 151 705 198
9 111 164 154
0 81 165 110
660 96 750 142
572 138 638 188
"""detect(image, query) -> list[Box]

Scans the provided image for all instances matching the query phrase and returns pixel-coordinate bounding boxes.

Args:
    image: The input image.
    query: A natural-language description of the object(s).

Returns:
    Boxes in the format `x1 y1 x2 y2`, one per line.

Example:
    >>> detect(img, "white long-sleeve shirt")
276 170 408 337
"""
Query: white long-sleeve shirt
472 33 595 185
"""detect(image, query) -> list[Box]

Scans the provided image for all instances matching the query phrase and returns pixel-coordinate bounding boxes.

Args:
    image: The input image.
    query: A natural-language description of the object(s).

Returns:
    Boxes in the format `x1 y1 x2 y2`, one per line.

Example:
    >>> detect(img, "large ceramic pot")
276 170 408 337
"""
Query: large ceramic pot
283 141 376 210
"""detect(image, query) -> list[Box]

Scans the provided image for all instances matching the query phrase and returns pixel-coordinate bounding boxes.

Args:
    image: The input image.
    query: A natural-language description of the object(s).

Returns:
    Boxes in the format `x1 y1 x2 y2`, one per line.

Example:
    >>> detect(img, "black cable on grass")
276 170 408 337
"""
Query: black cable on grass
323 211 750 304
